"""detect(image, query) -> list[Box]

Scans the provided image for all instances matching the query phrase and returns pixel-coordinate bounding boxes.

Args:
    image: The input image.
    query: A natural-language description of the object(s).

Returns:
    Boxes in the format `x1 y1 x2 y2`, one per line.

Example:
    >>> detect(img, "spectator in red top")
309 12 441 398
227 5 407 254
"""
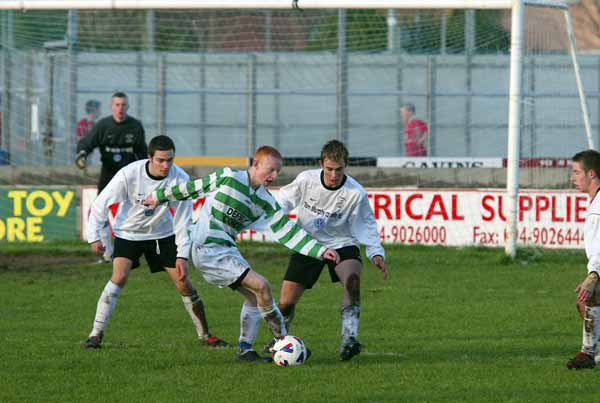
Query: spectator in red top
76 99 101 143
400 102 428 157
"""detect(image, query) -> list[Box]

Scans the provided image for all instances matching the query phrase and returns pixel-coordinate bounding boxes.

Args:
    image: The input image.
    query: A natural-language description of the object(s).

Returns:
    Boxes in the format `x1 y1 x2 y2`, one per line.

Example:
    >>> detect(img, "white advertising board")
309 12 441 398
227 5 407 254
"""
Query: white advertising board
81 187 588 249
377 157 503 168
364 188 586 249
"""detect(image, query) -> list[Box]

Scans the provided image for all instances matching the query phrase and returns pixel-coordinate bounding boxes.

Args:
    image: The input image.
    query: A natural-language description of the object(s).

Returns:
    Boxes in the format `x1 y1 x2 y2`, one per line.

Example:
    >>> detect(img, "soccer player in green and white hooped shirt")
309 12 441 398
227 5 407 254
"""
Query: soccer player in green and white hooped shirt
145 146 340 362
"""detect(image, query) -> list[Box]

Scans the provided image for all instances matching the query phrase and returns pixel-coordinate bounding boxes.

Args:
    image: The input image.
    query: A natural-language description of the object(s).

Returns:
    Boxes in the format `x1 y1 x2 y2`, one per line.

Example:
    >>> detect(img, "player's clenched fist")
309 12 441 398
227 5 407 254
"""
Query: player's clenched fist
143 193 159 209
323 248 340 264
90 240 106 255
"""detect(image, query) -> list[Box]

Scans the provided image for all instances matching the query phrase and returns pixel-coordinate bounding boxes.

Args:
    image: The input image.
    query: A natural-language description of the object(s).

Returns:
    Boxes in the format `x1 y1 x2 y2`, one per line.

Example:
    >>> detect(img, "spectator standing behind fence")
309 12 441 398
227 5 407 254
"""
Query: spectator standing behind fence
400 102 428 157
76 92 147 264
76 100 101 143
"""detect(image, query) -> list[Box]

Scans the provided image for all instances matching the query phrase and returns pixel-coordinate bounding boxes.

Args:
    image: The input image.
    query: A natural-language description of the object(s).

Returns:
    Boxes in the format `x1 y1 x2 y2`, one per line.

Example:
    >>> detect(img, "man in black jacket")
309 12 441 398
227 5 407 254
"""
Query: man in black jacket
76 91 147 263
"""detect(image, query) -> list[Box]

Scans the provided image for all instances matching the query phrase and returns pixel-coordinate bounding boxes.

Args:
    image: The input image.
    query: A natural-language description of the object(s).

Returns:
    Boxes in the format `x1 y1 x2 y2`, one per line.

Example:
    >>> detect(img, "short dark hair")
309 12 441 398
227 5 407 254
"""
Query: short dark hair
148 135 175 157
112 91 128 100
320 140 349 165
400 102 415 113
573 149 600 178
85 99 100 113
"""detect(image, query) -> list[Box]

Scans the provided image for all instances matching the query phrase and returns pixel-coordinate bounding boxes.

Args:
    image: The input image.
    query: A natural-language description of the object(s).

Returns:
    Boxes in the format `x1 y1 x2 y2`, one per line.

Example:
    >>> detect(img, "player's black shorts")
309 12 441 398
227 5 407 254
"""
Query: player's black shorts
113 235 178 273
283 245 362 289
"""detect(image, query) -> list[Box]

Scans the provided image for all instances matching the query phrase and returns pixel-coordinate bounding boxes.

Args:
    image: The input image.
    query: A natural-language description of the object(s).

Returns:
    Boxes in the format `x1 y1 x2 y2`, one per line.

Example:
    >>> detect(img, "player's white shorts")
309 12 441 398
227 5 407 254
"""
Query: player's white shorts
191 243 251 288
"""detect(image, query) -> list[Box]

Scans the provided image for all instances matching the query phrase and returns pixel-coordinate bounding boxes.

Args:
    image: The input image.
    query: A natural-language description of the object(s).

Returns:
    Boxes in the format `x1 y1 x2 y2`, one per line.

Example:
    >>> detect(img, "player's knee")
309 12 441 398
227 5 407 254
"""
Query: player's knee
345 272 360 290
261 282 273 298
111 273 128 287
345 273 360 303
255 278 272 299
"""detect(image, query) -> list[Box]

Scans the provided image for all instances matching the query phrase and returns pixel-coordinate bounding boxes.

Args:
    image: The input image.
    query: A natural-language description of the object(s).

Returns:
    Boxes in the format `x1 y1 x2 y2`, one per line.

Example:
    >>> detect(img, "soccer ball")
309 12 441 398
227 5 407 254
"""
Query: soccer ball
271 335 307 367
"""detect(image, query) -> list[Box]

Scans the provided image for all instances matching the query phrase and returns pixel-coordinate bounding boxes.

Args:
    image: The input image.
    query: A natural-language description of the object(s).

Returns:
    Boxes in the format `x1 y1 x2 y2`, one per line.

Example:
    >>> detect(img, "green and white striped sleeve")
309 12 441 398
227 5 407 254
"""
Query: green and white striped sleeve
155 167 231 203
255 192 327 259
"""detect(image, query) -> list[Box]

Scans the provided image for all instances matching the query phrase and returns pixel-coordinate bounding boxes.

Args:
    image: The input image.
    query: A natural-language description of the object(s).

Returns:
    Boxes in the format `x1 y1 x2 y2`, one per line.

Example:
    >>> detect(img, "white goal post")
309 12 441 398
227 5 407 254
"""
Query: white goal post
0 0 593 258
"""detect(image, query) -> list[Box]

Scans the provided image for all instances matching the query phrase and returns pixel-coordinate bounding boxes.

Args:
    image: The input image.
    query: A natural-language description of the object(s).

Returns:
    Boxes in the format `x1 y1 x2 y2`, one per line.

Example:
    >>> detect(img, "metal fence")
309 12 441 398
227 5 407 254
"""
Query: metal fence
0 49 598 166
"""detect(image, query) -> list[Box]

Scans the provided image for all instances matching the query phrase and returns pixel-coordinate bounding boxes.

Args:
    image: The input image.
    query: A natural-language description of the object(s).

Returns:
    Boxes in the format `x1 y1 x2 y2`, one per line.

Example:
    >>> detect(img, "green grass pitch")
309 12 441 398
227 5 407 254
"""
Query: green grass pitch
1 241 600 403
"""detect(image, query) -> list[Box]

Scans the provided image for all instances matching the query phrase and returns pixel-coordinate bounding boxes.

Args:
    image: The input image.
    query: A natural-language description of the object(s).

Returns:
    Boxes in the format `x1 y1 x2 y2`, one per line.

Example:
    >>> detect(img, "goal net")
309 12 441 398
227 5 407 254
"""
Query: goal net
0 1 594 250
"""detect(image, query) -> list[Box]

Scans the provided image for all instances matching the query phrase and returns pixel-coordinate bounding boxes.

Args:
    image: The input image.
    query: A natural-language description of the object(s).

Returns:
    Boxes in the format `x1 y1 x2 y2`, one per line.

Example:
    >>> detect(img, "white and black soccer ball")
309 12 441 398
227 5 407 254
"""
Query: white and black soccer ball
271 335 307 367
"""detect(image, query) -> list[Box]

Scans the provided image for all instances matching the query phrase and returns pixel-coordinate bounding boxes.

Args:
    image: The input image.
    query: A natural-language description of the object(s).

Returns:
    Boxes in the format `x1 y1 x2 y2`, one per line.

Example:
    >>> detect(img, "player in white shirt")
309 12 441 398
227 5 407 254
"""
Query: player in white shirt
83 135 228 349
271 140 389 361
144 145 340 362
567 149 600 369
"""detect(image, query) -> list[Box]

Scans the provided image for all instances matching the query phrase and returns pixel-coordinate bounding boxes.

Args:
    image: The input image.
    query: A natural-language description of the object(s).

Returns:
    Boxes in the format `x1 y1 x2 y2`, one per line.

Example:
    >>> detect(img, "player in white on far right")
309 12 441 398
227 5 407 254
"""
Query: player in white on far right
567 149 600 369
273 140 389 361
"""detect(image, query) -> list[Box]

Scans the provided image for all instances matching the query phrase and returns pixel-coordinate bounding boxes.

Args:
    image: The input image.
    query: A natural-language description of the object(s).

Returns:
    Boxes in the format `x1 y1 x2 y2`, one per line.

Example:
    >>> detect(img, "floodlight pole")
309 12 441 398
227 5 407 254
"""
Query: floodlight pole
505 0 524 259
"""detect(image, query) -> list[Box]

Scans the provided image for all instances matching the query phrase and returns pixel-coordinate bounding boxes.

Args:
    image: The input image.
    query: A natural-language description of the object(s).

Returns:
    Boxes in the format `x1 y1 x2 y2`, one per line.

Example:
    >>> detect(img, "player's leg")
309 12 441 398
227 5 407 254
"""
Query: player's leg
582 305 600 355
151 235 229 348
278 253 324 334
256 281 306 354
84 255 134 348
334 257 363 361
278 281 306 334
190 244 271 361
568 303 600 369
234 286 264 353
568 281 600 369
229 273 276 362
166 268 230 348
240 271 286 339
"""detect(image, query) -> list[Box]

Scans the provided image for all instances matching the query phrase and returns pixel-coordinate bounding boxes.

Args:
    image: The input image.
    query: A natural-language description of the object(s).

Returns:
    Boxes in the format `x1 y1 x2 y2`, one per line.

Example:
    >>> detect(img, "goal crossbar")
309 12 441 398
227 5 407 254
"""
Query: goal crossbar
1 0 517 11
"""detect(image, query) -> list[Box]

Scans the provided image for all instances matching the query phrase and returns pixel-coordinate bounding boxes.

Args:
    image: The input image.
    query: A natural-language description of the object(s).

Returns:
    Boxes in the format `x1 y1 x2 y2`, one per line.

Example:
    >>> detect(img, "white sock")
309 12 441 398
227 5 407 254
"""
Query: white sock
341 304 361 342
100 221 113 259
181 291 209 340
239 304 262 347
582 305 600 355
90 281 122 337
259 302 287 339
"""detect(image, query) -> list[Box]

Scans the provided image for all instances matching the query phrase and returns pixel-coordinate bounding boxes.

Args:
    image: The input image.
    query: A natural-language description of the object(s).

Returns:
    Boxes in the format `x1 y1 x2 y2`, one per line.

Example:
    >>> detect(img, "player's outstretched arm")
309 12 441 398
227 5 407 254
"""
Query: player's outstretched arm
371 255 389 280
147 168 233 207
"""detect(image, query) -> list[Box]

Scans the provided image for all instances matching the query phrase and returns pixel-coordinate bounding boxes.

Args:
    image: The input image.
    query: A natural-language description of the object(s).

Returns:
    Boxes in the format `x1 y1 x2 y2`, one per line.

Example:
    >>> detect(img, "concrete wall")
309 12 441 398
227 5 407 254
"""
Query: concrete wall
0 165 572 189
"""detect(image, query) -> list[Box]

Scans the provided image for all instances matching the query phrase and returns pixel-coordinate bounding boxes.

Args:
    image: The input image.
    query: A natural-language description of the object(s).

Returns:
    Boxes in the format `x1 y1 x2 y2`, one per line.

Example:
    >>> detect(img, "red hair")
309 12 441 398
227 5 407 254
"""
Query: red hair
254 145 282 161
